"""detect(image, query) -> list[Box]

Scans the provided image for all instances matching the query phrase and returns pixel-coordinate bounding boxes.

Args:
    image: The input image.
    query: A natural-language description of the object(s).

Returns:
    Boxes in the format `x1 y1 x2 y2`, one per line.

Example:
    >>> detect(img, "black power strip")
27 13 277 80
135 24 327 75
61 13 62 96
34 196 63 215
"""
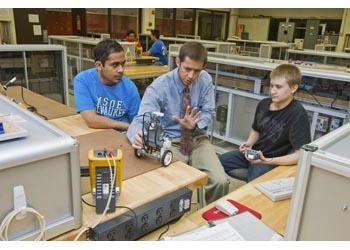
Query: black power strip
88 187 193 241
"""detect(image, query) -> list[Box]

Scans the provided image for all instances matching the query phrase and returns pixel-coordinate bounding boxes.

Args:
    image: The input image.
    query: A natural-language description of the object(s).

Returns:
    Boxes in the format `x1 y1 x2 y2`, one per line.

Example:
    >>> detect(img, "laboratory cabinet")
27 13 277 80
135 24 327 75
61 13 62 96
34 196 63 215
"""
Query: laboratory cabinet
227 38 289 59
286 49 350 67
161 36 237 54
0 45 69 105
0 95 81 240
286 123 350 240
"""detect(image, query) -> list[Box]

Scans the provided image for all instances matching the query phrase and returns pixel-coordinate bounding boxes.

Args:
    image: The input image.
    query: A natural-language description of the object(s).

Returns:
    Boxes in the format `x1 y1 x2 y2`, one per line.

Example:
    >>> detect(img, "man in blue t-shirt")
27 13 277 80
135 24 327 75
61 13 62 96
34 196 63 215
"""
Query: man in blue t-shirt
74 39 141 131
142 29 168 65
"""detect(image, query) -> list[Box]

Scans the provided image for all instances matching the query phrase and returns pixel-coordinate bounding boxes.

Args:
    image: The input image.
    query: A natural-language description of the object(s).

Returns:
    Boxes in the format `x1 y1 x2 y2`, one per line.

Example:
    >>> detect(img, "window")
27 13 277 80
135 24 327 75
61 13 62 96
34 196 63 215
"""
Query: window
46 9 72 36
175 9 194 36
86 8 109 34
111 9 138 39
196 9 228 41
155 9 175 37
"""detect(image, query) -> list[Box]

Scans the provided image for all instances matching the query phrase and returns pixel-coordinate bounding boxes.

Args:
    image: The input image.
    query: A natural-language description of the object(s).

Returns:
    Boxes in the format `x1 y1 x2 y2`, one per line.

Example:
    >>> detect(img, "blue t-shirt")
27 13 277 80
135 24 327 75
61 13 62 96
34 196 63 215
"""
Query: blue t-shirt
74 68 141 123
149 39 168 65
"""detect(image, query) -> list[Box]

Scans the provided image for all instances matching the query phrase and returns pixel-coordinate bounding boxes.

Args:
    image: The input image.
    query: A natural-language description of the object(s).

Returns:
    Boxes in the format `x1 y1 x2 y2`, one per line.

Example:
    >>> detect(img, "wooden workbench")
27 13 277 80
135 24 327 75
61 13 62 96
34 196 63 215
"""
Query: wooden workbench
49 114 102 137
4 86 76 119
48 114 208 240
141 165 296 240
125 64 169 80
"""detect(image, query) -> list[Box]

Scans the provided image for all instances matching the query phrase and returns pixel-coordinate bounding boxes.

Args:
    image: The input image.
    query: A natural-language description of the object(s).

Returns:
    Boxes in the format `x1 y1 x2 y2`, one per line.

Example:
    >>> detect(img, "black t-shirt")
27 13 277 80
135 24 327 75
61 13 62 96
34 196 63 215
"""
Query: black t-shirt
252 98 311 158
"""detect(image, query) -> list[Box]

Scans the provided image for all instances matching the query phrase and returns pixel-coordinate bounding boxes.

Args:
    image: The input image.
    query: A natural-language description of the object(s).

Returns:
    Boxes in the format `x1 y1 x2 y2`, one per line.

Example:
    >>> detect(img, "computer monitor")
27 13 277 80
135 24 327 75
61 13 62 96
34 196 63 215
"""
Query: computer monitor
284 123 350 240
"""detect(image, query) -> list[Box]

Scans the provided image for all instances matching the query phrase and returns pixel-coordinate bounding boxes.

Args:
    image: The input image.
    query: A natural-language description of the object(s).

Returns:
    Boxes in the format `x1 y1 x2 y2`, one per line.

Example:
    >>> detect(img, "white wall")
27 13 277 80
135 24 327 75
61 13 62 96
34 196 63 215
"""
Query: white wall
0 8 16 44
238 9 344 19
228 8 239 39
337 9 350 51
141 9 155 34
237 17 270 41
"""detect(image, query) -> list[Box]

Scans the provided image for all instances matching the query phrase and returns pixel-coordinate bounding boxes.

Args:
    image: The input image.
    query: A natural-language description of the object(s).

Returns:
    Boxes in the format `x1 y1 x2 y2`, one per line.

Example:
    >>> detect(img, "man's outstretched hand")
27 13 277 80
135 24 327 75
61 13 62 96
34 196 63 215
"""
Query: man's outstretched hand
173 106 201 130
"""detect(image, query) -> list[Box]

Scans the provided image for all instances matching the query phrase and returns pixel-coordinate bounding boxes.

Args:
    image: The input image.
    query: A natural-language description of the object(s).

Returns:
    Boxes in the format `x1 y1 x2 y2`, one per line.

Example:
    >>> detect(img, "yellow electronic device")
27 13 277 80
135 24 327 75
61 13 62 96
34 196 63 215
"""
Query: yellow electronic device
88 148 123 213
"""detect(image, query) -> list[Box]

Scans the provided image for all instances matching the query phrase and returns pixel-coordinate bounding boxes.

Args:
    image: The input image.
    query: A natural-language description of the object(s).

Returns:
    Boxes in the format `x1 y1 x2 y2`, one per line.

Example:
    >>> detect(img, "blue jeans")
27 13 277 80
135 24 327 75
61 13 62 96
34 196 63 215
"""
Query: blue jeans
154 61 165 66
219 150 275 182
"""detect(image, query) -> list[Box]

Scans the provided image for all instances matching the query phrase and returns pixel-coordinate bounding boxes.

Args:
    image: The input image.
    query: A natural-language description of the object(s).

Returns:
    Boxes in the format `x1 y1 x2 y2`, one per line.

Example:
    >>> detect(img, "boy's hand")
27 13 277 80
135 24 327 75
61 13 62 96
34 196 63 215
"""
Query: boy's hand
239 142 251 153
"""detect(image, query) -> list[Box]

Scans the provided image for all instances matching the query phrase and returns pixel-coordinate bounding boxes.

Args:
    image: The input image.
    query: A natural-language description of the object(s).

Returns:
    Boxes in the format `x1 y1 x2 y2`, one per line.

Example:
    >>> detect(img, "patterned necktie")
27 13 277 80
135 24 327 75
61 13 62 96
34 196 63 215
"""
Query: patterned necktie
180 86 193 156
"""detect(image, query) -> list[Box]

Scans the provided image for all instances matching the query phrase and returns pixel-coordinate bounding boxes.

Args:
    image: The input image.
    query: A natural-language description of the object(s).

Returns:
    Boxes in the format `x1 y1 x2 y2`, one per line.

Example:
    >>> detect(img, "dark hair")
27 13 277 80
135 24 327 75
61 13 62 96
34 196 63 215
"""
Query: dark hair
127 29 136 36
151 29 160 39
179 42 207 66
93 39 124 65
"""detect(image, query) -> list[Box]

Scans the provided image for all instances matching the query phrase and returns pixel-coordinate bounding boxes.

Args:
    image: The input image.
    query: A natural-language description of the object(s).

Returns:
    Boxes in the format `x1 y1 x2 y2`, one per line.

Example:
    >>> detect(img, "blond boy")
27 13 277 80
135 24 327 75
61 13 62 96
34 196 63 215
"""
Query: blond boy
220 64 311 182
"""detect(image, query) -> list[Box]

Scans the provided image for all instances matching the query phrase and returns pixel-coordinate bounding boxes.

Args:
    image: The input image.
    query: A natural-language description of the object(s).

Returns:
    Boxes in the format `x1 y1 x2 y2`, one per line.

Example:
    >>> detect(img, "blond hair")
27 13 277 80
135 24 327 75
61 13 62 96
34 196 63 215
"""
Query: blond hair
270 64 301 87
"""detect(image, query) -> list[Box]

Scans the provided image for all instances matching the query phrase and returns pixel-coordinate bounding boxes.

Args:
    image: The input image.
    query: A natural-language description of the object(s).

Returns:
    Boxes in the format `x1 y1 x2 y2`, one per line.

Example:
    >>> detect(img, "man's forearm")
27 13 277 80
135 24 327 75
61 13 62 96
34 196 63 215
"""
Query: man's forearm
126 117 142 143
82 113 129 130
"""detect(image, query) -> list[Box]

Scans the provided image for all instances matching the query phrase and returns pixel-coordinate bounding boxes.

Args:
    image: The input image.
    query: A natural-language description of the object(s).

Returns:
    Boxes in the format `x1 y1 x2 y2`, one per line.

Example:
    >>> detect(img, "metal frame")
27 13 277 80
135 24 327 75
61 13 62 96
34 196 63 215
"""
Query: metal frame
285 123 350 240
227 38 289 59
0 44 69 105
0 95 82 240
161 36 236 54
285 48 350 66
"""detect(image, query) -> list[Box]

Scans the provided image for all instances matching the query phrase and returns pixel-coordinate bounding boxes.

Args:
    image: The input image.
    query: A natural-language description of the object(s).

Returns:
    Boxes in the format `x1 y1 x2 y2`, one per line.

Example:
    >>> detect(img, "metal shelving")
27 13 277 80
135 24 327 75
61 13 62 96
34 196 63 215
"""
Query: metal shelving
169 48 350 149
0 44 69 105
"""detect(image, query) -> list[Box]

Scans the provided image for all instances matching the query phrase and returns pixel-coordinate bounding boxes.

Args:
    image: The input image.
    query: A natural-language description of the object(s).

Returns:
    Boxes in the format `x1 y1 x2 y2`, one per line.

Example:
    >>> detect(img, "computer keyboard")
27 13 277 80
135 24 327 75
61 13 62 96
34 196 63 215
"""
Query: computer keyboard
255 177 295 201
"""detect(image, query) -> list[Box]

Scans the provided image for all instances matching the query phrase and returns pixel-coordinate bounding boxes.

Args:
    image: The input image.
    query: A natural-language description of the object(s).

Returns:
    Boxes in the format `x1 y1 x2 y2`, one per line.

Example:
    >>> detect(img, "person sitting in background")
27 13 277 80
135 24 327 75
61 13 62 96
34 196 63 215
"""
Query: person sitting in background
125 29 137 43
142 29 168 65
125 29 141 47
125 29 142 58
74 39 141 131
219 64 311 182
128 42 229 204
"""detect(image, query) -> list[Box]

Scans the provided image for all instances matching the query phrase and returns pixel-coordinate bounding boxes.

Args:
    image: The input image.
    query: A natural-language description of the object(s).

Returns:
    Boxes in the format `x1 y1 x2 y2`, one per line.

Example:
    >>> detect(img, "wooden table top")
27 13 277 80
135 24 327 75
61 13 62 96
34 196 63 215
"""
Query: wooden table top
49 114 102 137
124 65 169 79
141 165 296 240
4 86 76 120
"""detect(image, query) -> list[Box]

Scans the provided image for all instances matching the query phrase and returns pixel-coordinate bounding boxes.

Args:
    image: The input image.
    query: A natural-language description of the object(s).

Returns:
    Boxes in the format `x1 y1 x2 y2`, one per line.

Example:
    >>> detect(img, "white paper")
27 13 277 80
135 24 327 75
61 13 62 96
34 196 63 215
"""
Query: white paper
163 222 244 241
28 14 39 23
33 25 42 36
0 113 26 123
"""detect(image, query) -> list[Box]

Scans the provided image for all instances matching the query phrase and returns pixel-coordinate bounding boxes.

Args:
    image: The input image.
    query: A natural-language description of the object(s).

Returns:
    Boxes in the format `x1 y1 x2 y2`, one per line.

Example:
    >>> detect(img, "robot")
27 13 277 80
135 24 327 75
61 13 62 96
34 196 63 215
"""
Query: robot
135 111 173 166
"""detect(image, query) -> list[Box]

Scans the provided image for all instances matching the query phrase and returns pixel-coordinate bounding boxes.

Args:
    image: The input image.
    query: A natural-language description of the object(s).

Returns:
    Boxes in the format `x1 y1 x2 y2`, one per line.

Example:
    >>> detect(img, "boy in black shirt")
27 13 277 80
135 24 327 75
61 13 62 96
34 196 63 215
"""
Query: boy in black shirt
219 64 311 182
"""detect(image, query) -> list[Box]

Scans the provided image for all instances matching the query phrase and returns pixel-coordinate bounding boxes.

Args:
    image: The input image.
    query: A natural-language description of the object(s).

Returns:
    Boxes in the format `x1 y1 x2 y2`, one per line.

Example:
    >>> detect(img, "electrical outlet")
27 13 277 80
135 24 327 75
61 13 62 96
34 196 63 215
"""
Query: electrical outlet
315 116 329 132
169 200 177 218
330 118 342 131
124 221 134 240
107 229 118 240
89 187 192 241
156 207 164 225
